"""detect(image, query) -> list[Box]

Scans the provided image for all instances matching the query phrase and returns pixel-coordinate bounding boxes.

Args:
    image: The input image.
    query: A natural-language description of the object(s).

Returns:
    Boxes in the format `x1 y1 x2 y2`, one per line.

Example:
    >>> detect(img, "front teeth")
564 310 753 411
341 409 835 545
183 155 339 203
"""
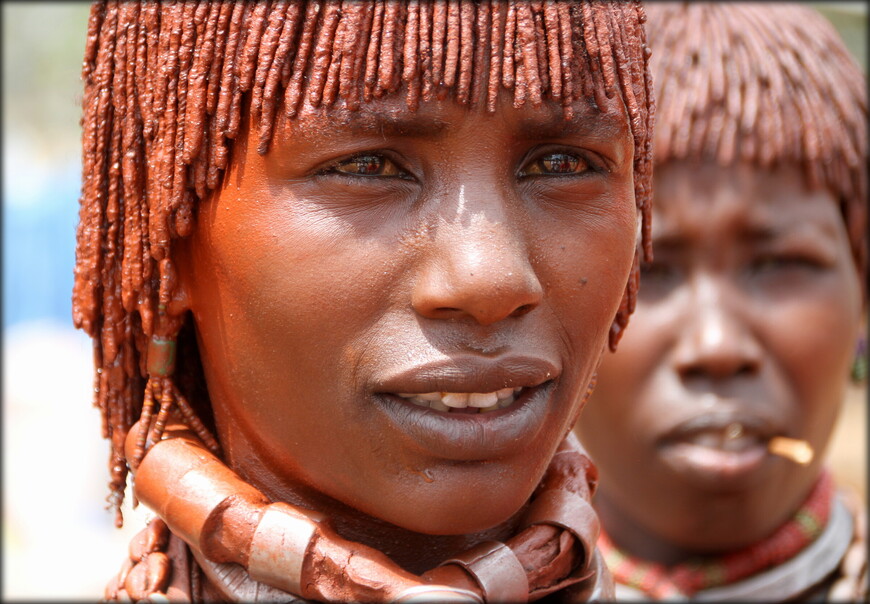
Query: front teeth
468 392 498 407
442 393 470 407
397 387 522 413
686 423 758 451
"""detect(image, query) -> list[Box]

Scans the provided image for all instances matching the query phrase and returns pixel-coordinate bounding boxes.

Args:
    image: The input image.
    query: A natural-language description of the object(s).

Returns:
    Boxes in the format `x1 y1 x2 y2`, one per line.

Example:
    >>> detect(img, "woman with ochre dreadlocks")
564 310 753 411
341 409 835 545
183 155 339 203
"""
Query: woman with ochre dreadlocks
75 1 654 601
574 3 867 601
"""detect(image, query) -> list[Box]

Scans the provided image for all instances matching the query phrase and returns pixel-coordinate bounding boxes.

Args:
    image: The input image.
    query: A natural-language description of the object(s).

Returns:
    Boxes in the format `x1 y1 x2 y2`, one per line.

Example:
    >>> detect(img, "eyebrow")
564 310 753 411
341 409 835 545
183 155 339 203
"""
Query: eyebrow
332 104 627 141
517 111 628 140
652 221 840 250
335 112 452 138
653 224 779 248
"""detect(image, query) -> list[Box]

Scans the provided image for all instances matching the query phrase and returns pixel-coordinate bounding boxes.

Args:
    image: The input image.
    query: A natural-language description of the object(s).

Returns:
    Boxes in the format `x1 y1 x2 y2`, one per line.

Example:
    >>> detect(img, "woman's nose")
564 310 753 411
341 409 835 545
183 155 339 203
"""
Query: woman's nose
672 275 763 381
411 192 543 326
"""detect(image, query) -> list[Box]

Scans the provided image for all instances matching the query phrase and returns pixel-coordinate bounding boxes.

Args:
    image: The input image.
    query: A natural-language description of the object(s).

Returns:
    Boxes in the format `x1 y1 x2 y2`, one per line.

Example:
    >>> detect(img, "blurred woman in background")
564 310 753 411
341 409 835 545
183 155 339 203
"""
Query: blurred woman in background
575 3 867 600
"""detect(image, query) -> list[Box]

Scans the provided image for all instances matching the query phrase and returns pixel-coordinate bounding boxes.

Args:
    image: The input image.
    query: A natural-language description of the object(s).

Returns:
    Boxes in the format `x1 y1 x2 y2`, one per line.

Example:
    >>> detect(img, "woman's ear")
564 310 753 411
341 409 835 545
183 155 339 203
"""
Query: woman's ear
166 263 192 318
154 252 193 339
165 235 196 318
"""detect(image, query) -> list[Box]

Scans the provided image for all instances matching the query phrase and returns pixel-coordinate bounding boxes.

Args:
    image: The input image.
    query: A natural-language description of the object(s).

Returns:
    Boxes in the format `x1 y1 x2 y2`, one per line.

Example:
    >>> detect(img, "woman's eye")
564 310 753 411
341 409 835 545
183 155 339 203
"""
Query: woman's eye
640 261 682 287
520 152 591 177
641 261 675 280
750 255 824 274
330 154 407 178
638 260 681 301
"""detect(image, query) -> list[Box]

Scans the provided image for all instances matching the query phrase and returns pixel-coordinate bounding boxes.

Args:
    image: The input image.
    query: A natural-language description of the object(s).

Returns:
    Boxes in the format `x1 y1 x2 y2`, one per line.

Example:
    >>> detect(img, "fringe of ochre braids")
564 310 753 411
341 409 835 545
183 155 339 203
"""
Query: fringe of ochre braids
645 2 867 275
73 0 654 526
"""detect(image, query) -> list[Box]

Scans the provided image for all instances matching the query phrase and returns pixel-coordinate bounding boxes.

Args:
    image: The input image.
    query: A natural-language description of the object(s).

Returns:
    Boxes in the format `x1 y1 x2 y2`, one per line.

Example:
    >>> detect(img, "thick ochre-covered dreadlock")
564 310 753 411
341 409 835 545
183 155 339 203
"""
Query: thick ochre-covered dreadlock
74 0 655 526
646 3 867 275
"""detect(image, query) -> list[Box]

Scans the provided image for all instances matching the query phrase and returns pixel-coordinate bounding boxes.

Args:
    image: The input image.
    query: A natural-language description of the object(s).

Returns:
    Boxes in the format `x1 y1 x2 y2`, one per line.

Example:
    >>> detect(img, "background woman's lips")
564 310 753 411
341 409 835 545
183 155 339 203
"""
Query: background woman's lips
661 411 779 445
657 411 784 491
371 356 561 461
662 442 768 489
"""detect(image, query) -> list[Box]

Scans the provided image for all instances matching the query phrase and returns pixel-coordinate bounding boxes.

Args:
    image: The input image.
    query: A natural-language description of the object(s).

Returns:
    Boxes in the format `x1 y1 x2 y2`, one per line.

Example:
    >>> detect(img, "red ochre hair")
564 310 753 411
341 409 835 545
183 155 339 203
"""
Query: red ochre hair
73 0 654 524
646 3 867 274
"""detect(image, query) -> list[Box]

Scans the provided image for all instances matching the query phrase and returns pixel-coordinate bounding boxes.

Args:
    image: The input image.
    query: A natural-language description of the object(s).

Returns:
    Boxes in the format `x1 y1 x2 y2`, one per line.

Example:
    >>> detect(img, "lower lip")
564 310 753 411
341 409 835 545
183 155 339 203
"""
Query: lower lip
659 441 769 490
373 382 556 461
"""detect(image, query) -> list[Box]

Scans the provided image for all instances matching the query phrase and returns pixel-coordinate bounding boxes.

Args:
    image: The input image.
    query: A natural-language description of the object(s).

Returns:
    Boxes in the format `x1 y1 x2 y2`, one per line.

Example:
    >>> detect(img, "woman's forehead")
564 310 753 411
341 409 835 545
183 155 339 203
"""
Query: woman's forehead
275 88 631 144
651 162 847 242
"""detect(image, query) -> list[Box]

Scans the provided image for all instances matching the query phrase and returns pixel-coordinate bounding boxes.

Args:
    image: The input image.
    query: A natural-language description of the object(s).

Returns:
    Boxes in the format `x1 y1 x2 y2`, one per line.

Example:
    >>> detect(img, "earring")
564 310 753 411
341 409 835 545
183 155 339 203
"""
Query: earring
130 335 220 471
851 335 866 383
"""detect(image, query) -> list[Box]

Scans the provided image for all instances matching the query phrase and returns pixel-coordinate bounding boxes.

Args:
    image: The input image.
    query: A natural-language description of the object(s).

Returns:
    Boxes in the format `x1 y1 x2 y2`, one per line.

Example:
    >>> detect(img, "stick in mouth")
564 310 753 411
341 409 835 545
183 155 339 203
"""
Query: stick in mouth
768 436 814 465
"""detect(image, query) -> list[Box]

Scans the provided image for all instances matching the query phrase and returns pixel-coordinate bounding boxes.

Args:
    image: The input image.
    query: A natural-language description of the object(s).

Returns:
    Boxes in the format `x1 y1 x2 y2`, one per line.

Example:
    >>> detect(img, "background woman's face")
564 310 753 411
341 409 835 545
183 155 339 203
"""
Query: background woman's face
177 93 637 535
578 161 862 553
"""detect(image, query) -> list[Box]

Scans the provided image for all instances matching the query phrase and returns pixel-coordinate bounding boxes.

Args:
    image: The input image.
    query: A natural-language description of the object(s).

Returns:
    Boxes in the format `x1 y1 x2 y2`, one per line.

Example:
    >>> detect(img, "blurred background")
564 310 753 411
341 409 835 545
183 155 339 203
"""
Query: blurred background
1 2 866 599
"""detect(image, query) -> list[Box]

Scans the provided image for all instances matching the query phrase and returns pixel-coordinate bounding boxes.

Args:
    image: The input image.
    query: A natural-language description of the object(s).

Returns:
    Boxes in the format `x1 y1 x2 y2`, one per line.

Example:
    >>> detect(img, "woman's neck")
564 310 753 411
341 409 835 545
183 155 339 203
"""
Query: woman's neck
223 435 524 574
314 495 525 574
595 488 695 567
594 475 824 568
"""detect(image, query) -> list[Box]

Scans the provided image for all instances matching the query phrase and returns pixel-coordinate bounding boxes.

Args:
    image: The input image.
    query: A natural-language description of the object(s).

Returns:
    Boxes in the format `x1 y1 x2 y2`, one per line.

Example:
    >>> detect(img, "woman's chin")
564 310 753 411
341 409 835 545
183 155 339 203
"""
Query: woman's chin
370 486 531 537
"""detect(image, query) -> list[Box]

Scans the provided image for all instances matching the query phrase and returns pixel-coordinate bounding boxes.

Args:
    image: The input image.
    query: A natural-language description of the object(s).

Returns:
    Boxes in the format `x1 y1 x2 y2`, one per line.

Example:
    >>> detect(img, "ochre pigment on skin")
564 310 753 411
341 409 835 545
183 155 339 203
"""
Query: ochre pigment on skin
75 0 654 524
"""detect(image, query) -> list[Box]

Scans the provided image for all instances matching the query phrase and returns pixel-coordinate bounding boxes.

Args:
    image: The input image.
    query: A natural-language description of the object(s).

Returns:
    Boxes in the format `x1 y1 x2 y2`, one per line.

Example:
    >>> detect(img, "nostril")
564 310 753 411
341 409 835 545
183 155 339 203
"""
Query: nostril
434 307 461 316
681 366 705 381
511 304 535 317
735 363 757 377
680 361 759 382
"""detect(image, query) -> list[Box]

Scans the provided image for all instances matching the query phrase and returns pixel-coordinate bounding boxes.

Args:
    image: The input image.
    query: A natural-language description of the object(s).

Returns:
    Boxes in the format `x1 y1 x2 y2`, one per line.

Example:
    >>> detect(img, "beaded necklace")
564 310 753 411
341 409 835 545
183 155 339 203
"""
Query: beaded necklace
599 471 833 600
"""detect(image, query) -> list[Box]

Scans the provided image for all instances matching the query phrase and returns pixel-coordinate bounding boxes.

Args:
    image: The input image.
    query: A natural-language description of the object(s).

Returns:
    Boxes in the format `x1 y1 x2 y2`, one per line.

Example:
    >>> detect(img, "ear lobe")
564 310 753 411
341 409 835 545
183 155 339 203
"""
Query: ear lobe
156 256 192 337
164 235 196 317
166 274 192 317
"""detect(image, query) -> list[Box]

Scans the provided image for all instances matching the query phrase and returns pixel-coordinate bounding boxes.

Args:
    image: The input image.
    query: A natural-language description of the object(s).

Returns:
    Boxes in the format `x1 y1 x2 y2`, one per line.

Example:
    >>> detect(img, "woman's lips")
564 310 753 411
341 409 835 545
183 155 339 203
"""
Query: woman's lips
371 356 561 460
657 412 780 490
375 355 559 393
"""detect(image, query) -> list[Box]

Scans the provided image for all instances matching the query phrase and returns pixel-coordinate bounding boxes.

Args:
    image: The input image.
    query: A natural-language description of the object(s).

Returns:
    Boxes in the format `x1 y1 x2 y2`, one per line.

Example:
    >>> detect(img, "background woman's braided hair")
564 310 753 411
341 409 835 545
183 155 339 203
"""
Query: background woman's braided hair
646 2 867 275
74 0 654 526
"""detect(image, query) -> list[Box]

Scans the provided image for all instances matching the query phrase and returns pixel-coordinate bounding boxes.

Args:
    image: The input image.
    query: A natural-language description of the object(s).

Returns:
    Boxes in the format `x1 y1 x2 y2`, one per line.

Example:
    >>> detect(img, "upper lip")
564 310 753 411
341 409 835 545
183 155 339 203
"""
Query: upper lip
661 410 781 444
374 355 560 394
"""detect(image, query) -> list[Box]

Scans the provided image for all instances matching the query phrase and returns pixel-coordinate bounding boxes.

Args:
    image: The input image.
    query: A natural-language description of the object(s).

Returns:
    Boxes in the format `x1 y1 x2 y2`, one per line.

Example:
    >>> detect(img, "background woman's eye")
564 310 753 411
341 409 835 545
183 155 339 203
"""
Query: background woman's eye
332 154 405 177
638 260 681 301
641 261 675 280
521 152 590 176
750 254 824 275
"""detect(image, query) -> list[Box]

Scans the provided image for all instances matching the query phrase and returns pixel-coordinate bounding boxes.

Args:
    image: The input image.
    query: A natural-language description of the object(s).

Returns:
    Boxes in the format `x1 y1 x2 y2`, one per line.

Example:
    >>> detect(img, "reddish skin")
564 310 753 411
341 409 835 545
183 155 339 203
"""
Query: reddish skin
576 161 862 565
175 93 637 574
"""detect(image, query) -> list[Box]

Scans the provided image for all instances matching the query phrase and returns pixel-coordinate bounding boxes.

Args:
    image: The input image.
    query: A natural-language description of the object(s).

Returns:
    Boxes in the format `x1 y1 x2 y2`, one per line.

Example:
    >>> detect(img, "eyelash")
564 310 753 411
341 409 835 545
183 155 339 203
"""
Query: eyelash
320 148 604 181
638 254 827 287
750 253 825 273
320 153 413 180
518 150 602 178
640 260 676 278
